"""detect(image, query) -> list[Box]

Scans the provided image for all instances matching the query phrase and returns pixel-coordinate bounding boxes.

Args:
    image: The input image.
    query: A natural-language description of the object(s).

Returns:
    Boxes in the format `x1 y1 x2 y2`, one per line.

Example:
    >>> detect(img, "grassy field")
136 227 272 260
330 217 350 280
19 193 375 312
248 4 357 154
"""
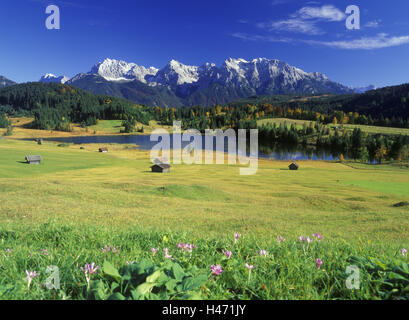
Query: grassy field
258 118 409 135
1 137 409 299
257 118 315 129
0 118 172 139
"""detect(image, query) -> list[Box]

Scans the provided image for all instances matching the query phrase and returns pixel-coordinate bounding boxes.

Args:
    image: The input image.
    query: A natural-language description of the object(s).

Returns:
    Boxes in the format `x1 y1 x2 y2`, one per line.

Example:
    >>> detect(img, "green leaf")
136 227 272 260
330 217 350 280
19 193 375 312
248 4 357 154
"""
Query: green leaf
157 273 171 286
181 292 202 300
135 282 157 296
89 280 109 300
146 270 162 283
181 274 208 292
134 259 154 274
102 261 122 282
165 279 178 291
171 263 185 281
111 282 120 291
130 289 141 300
108 292 126 300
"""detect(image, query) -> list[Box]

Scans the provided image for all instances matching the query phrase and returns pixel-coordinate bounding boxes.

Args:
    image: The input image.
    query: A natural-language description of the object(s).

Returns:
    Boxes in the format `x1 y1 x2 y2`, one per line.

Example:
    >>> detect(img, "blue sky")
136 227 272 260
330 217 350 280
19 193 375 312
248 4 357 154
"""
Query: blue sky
1 0 409 88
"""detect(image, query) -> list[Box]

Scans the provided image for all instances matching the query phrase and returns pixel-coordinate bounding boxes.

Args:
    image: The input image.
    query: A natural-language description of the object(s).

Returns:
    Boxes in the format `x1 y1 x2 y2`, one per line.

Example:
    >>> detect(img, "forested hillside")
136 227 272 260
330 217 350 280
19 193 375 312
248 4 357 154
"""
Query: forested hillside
242 84 409 126
0 82 152 131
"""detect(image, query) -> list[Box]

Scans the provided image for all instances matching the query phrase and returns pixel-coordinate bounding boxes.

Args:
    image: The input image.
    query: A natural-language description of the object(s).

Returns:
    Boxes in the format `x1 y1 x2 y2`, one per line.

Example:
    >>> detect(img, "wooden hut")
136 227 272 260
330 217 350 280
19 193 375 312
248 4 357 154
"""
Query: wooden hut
151 163 171 173
26 155 42 165
288 163 299 170
99 147 108 153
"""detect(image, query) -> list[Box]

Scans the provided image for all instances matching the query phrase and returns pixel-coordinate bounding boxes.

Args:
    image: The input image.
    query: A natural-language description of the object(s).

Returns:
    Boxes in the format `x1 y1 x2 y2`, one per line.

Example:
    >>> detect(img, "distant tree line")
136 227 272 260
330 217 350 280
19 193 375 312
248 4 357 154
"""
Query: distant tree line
258 121 409 162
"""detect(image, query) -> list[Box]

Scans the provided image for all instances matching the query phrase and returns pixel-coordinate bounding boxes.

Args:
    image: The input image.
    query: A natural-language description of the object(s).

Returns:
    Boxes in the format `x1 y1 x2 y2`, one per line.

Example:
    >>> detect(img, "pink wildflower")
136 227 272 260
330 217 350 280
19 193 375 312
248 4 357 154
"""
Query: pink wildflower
277 236 285 243
316 258 323 269
313 233 323 240
258 250 268 257
26 270 39 289
222 250 232 259
211 264 223 276
245 263 254 271
80 263 99 288
164 248 173 260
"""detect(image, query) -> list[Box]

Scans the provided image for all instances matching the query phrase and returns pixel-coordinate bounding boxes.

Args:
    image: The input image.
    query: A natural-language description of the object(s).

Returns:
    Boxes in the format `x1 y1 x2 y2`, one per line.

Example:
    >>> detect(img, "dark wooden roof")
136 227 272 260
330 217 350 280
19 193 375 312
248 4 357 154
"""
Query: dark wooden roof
289 162 299 168
26 155 42 162
151 163 171 169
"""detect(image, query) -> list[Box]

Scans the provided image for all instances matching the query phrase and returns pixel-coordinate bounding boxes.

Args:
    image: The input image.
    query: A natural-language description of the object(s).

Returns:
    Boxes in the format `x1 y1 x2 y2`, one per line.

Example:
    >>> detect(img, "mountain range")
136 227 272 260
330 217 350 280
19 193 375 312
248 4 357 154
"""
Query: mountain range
1 57 377 107
39 73 69 84
352 85 378 94
0 75 15 88
45 58 356 107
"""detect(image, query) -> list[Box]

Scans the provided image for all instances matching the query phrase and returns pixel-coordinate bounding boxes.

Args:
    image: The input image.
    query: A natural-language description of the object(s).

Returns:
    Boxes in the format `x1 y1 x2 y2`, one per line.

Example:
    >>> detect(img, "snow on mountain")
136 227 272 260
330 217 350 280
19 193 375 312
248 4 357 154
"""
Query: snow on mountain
66 73 88 83
0 75 16 88
90 58 158 83
40 73 69 84
69 56 350 93
353 85 377 94
65 57 353 106
204 58 334 92
149 59 199 86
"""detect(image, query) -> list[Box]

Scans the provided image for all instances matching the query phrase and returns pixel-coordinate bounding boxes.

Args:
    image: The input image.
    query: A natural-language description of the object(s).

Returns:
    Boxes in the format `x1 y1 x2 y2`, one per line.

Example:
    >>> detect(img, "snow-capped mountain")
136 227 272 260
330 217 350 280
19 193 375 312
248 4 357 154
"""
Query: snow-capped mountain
81 57 345 93
353 85 377 94
40 73 69 84
66 57 353 107
90 58 158 83
148 59 199 86
0 75 16 88
210 58 335 93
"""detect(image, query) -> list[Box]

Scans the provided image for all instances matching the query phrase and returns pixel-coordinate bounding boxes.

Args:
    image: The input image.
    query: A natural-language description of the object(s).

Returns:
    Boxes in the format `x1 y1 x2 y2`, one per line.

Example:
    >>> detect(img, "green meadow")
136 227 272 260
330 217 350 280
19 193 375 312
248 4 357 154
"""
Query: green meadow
1 138 409 299
257 117 409 135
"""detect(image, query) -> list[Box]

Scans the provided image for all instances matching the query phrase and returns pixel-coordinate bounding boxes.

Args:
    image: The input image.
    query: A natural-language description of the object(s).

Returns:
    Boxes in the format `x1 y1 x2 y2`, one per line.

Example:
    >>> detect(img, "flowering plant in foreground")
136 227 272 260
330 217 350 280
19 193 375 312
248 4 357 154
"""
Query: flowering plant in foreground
245 263 254 282
401 248 408 257
26 270 38 289
164 248 173 260
234 233 241 243
211 264 223 276
316 258 323 269
277 236 285 243
80 263 99 288
177 243 195 253
313 233 323 240
222 250 232 259
102 244 118 253
258 250 268 257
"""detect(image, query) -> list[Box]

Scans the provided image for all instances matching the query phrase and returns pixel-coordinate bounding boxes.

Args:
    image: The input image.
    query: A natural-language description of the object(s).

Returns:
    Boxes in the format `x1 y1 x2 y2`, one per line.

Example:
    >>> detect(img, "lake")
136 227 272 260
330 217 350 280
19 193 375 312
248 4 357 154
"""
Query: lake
43 134 344 161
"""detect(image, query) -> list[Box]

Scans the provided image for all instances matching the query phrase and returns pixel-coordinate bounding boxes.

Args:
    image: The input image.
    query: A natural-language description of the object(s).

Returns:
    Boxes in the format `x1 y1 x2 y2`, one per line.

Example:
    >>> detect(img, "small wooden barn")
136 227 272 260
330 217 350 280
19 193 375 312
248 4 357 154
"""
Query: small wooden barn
151 163 171 173
99 147 108 153
26 155 42 165
288 162 299 170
